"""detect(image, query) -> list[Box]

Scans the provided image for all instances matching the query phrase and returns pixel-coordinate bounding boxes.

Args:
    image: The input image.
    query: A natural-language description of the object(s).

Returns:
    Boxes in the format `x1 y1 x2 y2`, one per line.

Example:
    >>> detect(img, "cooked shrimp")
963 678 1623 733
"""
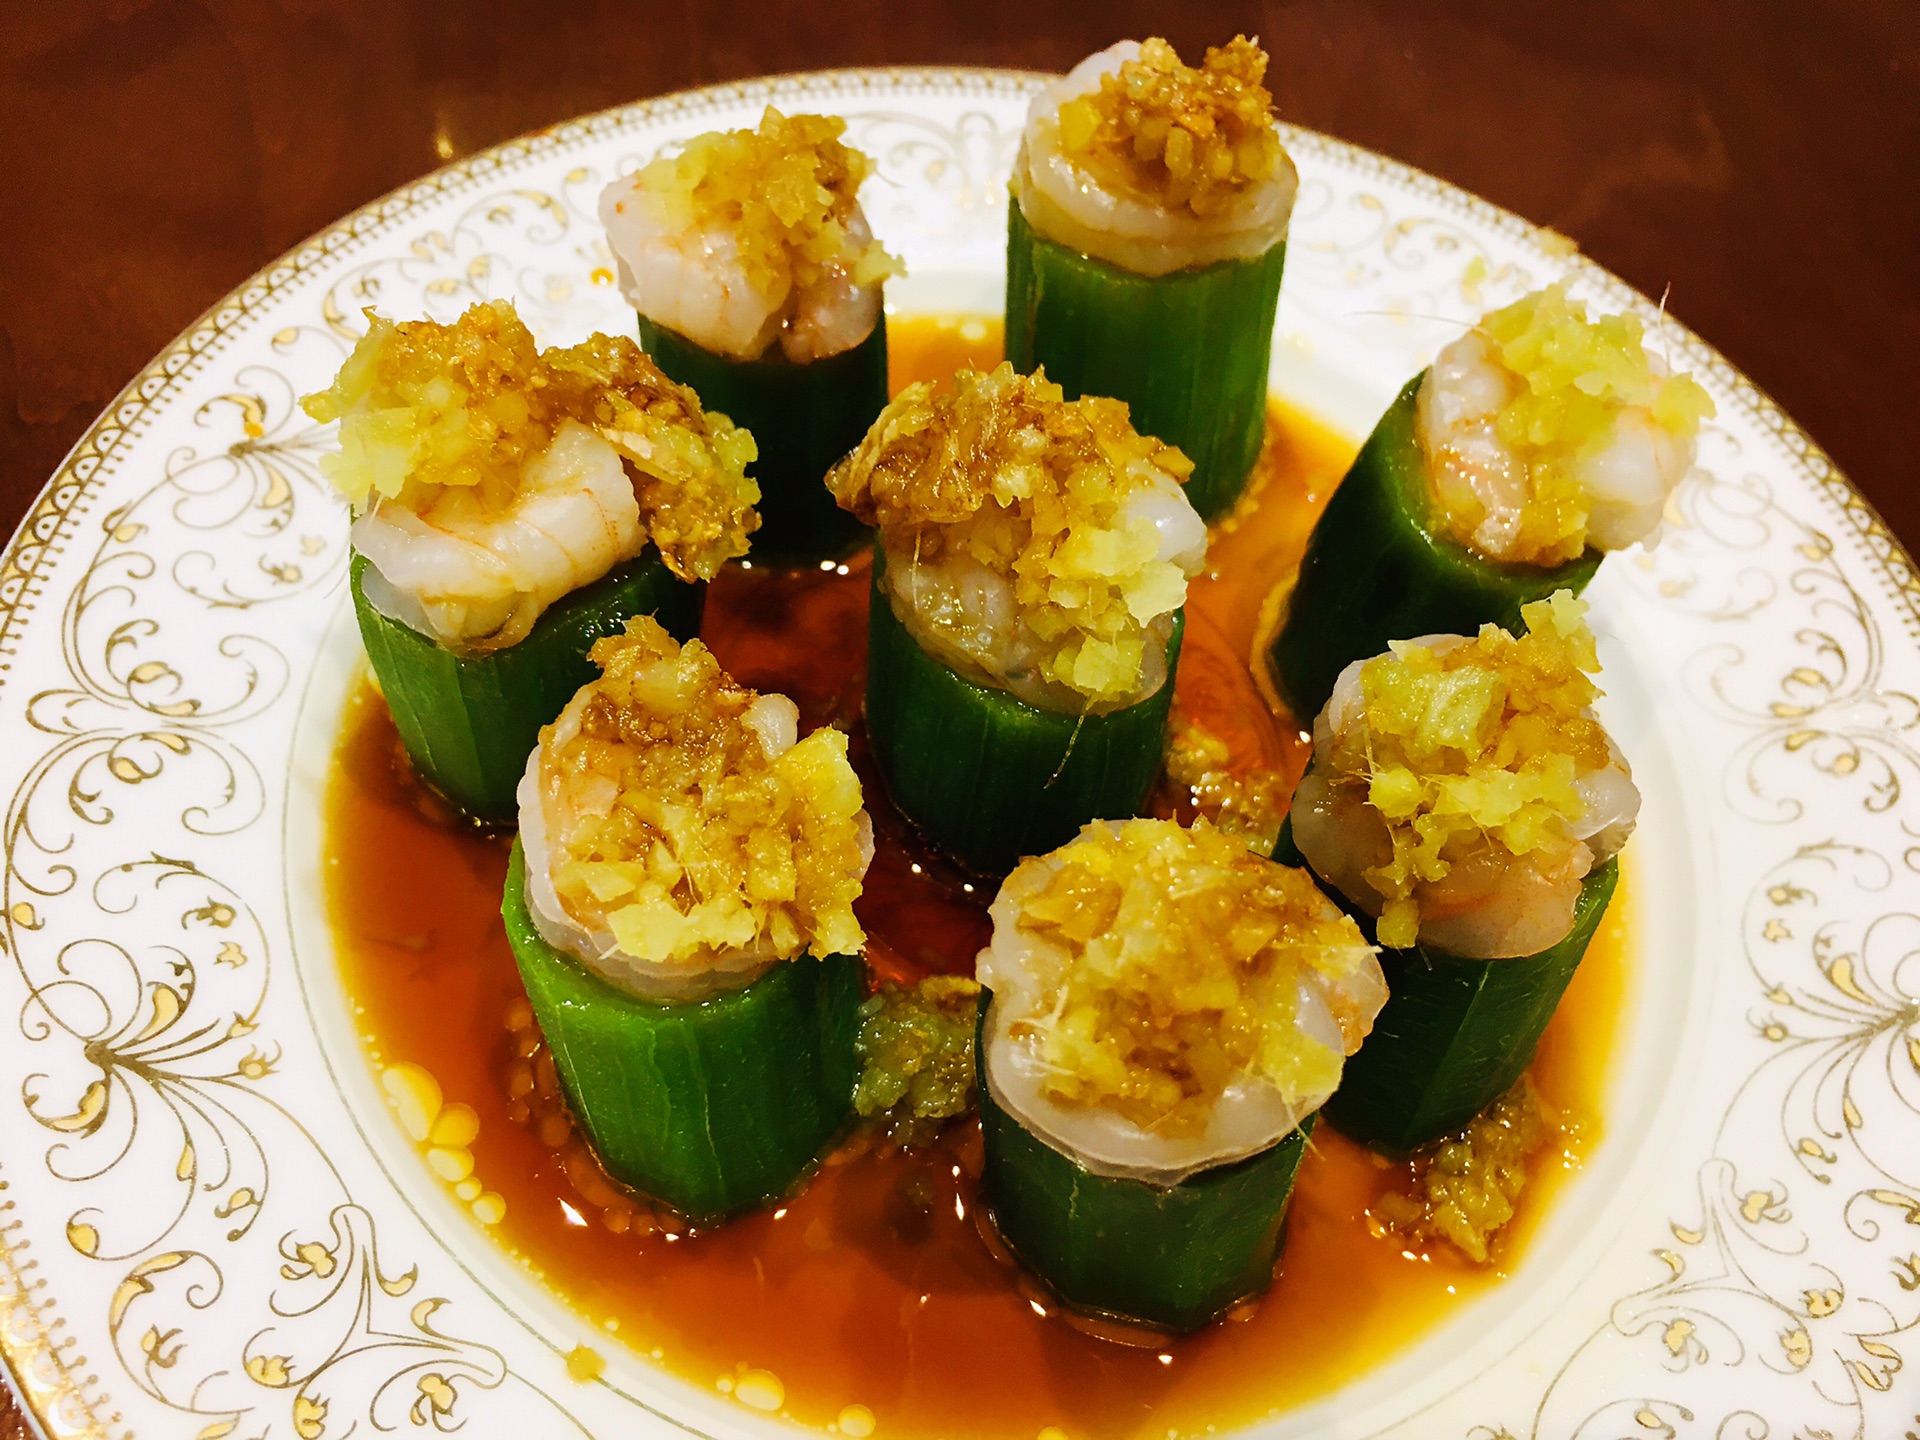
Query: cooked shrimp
832 366 1207 711
1417 285 1714 565
1576 401 1694 550
599 200 786 360
976 819 1384 1183
517 694 783 1002
517 626 873 1003
1293 766 1596 958
353 420 642 652
1017 38 1298 277
1416 330 1532 559
879 462 1205 711
1292 621 1639 960
1122 466 1211 573
597 108 897 363
780 210 886 363
882 543 1036 690
599 194 886 363
304 300 758 655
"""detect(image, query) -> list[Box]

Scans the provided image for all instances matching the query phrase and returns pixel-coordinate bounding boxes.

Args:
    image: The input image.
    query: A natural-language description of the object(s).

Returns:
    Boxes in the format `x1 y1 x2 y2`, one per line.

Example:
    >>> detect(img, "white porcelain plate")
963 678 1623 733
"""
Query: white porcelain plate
3 69 1917 1440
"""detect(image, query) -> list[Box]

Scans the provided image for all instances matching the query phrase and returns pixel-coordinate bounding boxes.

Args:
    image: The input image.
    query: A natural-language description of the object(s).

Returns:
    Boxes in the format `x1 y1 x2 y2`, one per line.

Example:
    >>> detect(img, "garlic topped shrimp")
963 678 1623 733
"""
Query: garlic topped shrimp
1418 283 1715 567
827 363 1206 713
1291 590 1640 958
302 300 758 653
347 417 638 649
599 108 902 364
517 615 872 1003
1015 36 1298 277
977 818 1385 1183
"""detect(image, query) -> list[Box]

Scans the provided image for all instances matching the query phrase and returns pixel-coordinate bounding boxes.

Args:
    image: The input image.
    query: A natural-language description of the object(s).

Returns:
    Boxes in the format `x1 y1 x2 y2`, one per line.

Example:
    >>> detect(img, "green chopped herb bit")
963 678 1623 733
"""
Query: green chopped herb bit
853 975 981 1146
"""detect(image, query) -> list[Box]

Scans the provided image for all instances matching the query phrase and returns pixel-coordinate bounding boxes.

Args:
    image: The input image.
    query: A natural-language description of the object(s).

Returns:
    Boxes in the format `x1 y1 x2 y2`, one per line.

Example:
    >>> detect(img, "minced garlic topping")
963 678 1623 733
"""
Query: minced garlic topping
1053 36 1284 219
827 363 1196 708
302 300 758 580
1424 284 1715 566
1331 592 1610 949
631 108 901 317
1371 1077 1562 1264
1161 715 1291 854
542 616 866 967
1004 818 1372 1135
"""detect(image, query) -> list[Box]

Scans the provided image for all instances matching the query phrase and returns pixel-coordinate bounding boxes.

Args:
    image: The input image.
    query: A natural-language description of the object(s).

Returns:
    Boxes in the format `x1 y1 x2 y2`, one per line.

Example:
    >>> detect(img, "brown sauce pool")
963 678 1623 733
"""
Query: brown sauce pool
325 316 1633 1438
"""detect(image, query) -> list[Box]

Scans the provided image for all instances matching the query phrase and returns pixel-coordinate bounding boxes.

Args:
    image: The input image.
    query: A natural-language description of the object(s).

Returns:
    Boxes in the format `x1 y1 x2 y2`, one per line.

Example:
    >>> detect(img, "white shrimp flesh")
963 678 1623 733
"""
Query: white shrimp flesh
599 174 882 363
880 465 1206 712
1418 328 1698 559
1016 41 1298 278
353 420 643 653
515 690 874 1004
975 830 1386 1184
1292 647 1640 960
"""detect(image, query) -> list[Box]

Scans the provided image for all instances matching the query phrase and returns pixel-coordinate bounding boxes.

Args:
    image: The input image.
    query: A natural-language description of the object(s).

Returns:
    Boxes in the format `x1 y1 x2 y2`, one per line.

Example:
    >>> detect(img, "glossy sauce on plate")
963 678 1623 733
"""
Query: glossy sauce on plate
324 316 1632 1439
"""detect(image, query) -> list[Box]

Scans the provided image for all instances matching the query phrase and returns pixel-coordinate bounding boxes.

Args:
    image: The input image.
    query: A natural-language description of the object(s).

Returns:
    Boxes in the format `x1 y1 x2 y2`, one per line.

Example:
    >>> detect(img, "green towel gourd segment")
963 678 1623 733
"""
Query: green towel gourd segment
1273 818 1618 1156
1265 377 1601 724
502 842 862 1224
975 993 1314 1335
1004 202 1285 522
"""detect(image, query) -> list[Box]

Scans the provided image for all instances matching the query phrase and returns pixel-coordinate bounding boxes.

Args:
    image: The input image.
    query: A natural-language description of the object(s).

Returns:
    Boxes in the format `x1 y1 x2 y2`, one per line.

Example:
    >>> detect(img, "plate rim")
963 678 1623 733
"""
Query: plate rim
2 61 1914 1439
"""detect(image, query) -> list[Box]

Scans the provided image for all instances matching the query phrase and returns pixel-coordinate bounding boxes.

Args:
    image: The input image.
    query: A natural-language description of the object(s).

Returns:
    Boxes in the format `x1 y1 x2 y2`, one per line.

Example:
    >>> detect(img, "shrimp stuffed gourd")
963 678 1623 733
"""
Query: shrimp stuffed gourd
1006 37 1297 520
828 364 1206 874
1267 283 1714 720
303 300 757 821
975 818 1385 1332
600 108 902 563
503 617 870 1221
1274 592 1638 1154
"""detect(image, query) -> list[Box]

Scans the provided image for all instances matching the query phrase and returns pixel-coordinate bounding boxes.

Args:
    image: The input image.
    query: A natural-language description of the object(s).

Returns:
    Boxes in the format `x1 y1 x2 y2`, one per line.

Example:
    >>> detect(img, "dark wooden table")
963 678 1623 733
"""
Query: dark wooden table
1 0 1915 1430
